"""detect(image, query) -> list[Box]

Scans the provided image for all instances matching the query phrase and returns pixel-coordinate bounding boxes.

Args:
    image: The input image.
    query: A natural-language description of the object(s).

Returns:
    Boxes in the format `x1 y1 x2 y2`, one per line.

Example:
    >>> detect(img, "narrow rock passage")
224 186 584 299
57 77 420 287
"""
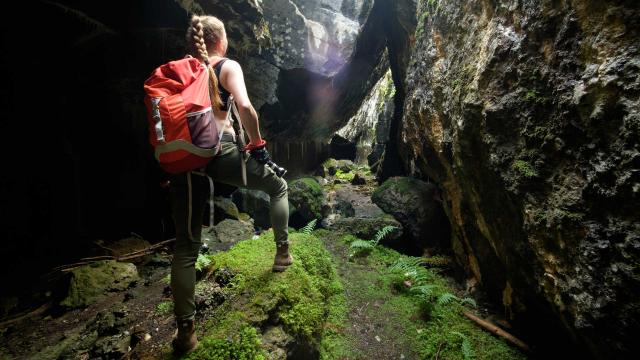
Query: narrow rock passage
0 165 526 360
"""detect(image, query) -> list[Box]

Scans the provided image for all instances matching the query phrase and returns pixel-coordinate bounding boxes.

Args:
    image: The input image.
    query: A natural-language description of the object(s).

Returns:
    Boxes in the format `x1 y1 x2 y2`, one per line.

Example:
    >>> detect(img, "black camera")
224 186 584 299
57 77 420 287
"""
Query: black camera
249 147 287 178
265 160 287 177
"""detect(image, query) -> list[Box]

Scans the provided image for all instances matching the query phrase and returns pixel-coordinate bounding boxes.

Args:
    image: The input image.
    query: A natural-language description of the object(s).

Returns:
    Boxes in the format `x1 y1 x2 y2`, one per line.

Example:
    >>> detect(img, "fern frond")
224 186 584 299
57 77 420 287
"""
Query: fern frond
372 225 398 245
195 253 212 271
437 292 459 306
349 239 375 250
410 284 438 298
460 297 477 308
389 257 426 272
451 331 476 360
300 219 317 234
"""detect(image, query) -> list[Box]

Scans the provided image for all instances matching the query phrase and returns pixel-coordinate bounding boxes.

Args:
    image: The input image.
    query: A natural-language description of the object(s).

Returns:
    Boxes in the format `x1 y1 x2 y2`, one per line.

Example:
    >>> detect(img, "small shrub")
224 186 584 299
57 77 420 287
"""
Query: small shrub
156 301 173 315
195 253 213 272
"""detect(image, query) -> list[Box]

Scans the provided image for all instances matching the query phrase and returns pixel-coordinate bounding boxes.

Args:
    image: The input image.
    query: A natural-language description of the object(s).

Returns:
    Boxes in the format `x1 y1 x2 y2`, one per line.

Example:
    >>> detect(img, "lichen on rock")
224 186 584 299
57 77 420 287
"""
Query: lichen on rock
60 260 139 309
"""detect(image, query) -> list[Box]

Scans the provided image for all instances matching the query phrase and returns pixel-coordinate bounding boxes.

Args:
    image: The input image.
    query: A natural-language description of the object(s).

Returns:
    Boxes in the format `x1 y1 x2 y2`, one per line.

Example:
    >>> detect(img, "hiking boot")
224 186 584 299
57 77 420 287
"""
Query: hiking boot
272 243 294 272
172 318 198 354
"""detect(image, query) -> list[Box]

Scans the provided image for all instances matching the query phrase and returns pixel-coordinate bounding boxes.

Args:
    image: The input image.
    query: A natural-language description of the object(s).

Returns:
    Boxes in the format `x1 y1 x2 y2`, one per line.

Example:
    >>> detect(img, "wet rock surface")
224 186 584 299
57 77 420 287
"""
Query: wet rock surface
202 219 256 252
60 260 139 309
400 0 640 358
232 188 272 230
372 177 450 254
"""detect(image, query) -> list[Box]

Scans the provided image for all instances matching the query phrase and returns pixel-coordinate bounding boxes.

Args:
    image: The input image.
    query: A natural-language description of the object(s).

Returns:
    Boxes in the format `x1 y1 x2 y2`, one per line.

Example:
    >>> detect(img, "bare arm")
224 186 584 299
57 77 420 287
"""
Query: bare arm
220 60 263 145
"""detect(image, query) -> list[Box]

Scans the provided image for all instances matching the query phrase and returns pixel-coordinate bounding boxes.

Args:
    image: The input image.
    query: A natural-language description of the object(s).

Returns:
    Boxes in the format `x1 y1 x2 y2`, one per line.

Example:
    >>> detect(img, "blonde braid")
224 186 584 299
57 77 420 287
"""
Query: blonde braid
190 15 223 110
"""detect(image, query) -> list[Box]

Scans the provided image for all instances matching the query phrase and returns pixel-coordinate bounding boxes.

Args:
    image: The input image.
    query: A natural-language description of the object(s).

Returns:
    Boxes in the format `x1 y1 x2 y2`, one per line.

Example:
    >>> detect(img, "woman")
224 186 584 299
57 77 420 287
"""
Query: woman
169 14 293 354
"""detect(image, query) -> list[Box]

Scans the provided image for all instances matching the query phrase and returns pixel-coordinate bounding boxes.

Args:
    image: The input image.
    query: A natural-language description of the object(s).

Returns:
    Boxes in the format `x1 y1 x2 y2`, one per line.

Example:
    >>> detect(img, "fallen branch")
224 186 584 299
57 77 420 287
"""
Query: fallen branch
463 311 530 352
0 302 52 328
53 238 176 273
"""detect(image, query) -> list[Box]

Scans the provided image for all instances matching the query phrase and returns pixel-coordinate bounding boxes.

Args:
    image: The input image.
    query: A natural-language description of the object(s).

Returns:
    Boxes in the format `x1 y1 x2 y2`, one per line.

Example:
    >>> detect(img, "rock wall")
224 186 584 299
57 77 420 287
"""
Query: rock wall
400 0 639 358
336 69 395 164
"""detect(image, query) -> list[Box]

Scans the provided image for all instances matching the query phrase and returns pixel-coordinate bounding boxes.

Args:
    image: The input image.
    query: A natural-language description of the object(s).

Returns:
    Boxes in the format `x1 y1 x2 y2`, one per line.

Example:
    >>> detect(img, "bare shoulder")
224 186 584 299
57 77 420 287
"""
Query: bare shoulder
222 59 243 74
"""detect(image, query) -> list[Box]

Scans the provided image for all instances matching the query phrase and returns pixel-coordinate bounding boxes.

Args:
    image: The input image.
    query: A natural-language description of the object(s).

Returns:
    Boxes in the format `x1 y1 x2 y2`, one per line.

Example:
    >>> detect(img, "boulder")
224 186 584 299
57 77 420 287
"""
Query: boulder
351 173 367 185
335 198 356 218
60 260 139 309
287 177 329 229
232 188 271 230
202 219 255 253
213 196 241 225
329 214 403 243
372 177 450 252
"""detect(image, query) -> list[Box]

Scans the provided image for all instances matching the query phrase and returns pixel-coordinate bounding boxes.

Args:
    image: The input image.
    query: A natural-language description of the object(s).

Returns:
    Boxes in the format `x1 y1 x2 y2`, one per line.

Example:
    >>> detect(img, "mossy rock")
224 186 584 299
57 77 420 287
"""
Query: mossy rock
232 189 271 230
60 260 139 309
330 214 403 242
321 158 357 176
288 177 328 229
372 177 449 250
183 232 346 359
213 196 241 225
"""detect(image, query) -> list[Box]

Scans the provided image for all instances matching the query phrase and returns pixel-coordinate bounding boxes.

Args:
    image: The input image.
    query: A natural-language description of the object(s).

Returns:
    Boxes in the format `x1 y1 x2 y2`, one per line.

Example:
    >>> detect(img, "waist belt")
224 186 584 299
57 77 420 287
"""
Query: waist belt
220 132 236 143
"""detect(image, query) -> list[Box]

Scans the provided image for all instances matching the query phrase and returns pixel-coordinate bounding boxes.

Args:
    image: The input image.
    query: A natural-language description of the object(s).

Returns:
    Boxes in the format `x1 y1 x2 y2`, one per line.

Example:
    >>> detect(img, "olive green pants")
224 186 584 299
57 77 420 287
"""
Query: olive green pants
169 136 289 321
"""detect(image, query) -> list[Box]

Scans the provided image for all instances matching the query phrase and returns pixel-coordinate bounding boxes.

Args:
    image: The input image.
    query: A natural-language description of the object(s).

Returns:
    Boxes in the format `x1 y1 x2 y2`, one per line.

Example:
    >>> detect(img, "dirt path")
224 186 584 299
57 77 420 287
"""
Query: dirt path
322 230 423 360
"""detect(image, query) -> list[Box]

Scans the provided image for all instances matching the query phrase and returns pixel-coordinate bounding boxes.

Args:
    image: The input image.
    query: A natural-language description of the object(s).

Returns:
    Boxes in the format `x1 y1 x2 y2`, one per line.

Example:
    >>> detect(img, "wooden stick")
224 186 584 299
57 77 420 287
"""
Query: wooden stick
463 311 530 352
53 238 176 272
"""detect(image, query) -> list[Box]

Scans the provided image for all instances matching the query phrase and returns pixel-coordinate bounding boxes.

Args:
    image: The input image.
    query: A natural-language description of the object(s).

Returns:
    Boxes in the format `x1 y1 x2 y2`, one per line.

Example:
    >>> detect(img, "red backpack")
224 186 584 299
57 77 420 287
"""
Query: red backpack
143 57 223 174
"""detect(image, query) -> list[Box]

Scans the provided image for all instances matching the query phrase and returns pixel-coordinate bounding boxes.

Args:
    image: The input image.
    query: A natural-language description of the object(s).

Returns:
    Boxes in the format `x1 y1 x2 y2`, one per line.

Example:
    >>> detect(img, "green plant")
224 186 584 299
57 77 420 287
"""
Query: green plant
335 169 355 182
349 225 398 257
300 219 318 235
196 253 213 272
451 331 477 360
512 160 538 178
185 326 266 360
156 301 173 315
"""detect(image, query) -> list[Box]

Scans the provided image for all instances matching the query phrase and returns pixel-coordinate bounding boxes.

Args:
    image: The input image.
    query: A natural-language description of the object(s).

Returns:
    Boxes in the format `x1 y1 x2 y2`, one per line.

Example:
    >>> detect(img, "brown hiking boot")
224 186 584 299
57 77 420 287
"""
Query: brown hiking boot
172 318 198 354
272 243 294 272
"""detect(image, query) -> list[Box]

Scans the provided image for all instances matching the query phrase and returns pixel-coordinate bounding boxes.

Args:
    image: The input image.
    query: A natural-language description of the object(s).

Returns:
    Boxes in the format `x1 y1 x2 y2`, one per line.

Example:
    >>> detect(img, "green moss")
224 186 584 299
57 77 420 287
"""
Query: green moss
300 177 323 195
60 260 139 309
385 256 525 360
190 231 345 356
376 70 395 113
185 326 266 360
372 177 420 202
512 160 538 178
524 89 539 102
335 169 355 182
533 208 585 228
324 229 525 360
289 177 326 221
156 301 174 315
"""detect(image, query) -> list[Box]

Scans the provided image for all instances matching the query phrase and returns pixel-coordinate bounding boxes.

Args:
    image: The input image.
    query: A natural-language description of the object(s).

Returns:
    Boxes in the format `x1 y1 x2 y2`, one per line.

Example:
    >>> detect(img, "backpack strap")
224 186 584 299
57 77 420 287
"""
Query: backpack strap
191 170 215 232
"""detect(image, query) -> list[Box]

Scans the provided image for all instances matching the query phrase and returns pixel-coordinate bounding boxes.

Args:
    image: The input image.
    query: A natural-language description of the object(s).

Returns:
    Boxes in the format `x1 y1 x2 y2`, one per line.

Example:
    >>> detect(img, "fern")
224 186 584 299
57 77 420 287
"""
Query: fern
389 257 426 272
410 284 438 298
460 297 477 308
437 292 459 306
195 253 212 272
300 219 317 234
349 239 375 250
349 225 399 257
451 331 476 360
372 225 398 245
349 239 375 257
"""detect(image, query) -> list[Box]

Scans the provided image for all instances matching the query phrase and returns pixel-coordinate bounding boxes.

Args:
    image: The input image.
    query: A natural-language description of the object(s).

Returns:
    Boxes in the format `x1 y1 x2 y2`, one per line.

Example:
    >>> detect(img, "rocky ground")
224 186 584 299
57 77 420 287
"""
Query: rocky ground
0 160 527 360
